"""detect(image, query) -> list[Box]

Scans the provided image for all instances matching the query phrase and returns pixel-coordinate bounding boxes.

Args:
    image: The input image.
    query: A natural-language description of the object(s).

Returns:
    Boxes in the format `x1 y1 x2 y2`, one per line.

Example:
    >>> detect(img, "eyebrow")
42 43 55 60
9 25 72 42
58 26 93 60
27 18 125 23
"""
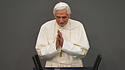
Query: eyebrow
56 16 67 18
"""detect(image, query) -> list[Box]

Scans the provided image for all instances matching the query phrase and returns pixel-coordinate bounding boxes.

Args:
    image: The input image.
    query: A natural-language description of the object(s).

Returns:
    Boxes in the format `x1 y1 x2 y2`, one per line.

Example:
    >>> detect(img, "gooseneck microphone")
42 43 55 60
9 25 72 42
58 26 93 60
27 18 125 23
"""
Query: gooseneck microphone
32 55 44 70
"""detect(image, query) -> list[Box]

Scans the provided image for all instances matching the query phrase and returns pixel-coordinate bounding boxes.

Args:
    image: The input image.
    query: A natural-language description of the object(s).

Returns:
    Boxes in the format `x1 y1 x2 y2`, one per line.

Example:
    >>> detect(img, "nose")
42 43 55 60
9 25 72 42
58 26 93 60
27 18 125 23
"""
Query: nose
59 18 63 23
60 18 63 21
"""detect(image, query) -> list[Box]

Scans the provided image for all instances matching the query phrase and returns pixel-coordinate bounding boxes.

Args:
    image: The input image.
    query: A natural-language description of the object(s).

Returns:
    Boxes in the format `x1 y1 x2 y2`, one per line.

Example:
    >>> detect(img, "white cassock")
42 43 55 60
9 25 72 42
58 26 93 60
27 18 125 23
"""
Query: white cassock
35 19 90 67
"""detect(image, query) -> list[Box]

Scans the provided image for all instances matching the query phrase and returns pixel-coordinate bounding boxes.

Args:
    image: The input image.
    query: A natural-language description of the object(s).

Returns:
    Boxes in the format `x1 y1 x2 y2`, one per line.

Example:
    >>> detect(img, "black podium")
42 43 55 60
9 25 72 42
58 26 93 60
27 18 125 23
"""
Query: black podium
33 67 92 70
47 67 92 70
32 55 101 70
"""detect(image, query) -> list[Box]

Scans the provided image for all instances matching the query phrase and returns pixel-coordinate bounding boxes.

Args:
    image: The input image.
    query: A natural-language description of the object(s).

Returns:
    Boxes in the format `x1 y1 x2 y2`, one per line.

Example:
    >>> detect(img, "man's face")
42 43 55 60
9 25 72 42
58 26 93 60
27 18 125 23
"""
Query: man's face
55 9 71 27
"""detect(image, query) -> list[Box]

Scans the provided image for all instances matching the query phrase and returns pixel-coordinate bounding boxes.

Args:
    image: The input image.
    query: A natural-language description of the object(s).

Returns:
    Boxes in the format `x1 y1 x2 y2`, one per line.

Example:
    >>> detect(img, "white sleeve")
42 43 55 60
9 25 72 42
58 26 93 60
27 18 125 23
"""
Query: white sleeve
61 40 88 57
39 41 59 59
36 42 59 59
61 24 90 58
35 25 59 59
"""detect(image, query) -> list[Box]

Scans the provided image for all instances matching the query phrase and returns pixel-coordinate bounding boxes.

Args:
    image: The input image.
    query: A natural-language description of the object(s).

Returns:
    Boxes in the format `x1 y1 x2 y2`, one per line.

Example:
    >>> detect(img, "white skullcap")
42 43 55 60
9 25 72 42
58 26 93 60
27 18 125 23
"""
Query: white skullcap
53 2 71 15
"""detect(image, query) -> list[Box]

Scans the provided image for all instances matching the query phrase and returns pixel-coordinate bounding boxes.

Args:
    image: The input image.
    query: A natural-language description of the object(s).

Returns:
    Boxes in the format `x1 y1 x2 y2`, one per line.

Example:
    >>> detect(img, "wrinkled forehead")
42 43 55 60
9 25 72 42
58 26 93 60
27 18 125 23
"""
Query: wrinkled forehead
55 9 67 14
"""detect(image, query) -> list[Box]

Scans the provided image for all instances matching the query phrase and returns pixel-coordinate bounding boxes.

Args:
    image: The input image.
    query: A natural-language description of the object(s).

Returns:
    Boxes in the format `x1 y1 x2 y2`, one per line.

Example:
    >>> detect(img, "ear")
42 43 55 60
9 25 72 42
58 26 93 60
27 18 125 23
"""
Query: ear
54 14 56 18
70 12 72 15
68 12 72 18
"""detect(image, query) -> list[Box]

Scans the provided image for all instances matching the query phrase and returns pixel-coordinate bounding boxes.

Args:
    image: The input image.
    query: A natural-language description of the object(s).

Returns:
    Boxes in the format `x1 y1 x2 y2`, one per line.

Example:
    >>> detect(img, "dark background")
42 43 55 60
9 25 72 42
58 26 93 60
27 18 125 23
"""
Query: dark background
1 0 125 70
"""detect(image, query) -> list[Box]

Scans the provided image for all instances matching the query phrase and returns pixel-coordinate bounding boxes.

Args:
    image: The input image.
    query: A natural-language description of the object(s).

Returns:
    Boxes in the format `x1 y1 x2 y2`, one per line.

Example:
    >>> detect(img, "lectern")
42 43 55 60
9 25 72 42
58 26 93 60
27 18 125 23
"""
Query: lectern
32 54 102 70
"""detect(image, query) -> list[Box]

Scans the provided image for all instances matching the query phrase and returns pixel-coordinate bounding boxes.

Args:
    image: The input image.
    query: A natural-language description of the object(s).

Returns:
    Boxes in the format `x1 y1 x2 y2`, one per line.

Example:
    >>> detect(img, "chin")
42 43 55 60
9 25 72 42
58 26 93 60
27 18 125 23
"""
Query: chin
59 24 64 27
60 25 64 27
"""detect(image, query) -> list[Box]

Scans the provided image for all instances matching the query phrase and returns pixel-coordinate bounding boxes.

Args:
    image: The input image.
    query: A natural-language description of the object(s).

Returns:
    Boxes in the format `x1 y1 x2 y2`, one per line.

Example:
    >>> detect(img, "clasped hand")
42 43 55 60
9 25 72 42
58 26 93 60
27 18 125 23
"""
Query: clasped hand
56 30 64 49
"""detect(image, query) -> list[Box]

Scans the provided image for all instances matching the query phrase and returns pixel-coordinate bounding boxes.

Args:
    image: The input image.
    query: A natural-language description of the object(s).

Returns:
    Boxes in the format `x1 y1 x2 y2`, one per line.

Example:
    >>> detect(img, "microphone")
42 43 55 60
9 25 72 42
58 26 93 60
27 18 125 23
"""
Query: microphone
32 55 44 70
93 54 102 70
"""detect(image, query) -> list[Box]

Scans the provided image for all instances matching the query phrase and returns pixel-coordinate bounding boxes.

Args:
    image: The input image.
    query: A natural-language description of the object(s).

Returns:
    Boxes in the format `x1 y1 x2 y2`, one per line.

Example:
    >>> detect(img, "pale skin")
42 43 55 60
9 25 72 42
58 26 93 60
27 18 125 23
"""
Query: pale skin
54 9 71 49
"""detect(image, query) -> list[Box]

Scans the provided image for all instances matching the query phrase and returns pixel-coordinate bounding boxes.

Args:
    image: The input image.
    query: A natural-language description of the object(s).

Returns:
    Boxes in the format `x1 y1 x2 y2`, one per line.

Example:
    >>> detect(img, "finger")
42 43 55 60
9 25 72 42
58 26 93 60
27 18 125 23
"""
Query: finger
56 37 60 49
58 31 62 38
56 41 59 49
57 30 61 37
59 30 62 35
58 30 60 34
57 35 60 40
60 38 64 47
57 34 60 39
58 30 61 34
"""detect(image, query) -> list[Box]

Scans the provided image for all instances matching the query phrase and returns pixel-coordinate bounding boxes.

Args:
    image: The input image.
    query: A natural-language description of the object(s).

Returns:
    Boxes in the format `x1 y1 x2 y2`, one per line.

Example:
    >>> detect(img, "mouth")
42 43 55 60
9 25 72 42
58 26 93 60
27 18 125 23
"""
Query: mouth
60 22 63 24
58 22 65 27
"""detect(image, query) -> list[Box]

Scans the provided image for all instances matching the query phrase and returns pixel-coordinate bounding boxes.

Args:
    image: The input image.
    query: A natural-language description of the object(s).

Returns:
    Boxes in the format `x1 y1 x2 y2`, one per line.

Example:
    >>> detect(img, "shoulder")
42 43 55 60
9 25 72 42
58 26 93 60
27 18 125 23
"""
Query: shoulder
40 19 56 28
69 19 84 28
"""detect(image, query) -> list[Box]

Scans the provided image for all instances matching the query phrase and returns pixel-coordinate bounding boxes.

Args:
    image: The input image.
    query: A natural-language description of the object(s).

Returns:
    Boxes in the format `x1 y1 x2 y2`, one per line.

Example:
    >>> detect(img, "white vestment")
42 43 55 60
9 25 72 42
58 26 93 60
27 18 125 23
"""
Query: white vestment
35 19 90 67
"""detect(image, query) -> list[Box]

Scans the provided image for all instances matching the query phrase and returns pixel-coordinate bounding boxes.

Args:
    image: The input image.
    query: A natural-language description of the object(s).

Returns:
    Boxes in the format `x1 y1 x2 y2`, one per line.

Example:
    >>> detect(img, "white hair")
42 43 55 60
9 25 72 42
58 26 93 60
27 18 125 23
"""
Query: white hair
53 2 71 15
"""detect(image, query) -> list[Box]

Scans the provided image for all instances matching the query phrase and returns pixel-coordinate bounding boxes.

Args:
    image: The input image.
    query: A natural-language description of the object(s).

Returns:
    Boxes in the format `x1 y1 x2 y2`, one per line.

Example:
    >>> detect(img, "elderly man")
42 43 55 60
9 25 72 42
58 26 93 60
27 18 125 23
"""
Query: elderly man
35 2 90 67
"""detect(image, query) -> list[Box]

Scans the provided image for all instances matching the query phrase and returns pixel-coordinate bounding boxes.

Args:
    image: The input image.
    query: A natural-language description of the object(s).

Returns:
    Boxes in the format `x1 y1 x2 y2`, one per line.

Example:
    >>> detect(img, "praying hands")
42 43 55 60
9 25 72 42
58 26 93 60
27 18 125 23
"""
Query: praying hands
56 30 64 49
